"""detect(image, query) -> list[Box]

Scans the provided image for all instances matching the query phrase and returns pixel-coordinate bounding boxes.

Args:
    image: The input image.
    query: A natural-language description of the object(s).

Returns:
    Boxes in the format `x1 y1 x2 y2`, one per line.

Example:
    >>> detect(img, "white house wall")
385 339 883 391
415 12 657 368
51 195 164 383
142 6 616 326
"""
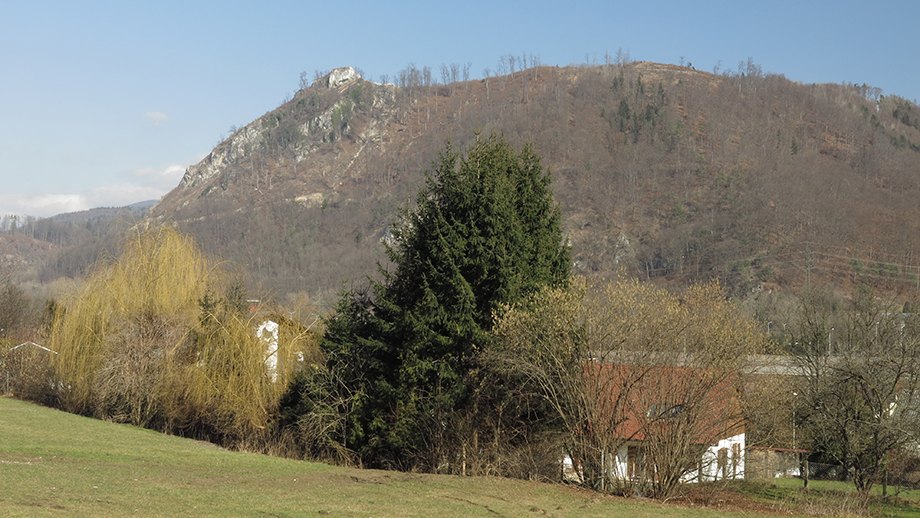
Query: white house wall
563 432 746 485
256 320 280 381
698 432 746 482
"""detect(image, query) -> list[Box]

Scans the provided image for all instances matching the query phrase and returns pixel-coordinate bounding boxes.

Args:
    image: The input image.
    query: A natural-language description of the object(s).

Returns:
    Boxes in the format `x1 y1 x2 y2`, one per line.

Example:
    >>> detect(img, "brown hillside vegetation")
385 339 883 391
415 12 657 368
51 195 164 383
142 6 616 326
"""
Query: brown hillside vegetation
130 61 920 304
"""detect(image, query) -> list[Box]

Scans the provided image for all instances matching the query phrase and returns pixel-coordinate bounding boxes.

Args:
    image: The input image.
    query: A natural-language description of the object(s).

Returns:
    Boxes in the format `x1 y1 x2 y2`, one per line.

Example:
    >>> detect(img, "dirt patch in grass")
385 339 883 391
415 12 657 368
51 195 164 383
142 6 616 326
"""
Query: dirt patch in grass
674 484 796 515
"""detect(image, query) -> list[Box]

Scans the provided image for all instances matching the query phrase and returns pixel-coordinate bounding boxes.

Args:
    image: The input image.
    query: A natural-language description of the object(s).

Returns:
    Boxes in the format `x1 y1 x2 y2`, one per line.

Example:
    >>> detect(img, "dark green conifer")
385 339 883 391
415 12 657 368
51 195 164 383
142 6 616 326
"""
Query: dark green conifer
315 134 569 467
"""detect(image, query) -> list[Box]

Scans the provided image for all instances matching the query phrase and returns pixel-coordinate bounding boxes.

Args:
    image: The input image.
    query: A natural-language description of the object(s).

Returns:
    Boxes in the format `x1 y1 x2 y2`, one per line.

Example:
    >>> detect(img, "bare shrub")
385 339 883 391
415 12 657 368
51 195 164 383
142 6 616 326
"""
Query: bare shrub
0 343 59 406
492 277 765 498
93 312 186 427
277 362 358 466
794 288 920 498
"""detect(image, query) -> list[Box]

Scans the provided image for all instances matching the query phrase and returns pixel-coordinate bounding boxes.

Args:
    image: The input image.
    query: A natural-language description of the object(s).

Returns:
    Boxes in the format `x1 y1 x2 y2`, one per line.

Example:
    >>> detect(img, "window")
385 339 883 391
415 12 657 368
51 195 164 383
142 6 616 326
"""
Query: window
646 403 684 420
627 445 645 479
731 442 741 478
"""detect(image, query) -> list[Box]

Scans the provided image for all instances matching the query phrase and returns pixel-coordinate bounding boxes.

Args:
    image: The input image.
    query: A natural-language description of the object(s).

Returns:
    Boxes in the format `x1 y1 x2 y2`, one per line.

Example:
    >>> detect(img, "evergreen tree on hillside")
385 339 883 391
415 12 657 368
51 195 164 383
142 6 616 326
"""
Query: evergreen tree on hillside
317 134 570 468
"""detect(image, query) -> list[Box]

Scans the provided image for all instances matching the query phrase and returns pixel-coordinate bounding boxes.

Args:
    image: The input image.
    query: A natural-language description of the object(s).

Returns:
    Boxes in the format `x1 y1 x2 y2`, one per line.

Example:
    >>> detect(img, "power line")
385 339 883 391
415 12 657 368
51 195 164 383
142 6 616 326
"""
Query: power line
630 241 920 289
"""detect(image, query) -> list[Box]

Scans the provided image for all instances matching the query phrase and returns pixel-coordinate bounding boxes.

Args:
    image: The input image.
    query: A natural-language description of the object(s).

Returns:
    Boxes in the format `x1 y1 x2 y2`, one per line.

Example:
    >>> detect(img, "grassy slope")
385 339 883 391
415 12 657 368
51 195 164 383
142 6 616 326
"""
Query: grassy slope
758 478 920 517
6 396 920 517
0 397 738 518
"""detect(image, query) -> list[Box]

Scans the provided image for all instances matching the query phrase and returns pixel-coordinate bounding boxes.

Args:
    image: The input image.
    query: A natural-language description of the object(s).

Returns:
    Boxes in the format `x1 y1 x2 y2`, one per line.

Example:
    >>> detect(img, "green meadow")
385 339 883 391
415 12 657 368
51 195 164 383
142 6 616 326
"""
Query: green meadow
3 396 920 517
0 397 712 517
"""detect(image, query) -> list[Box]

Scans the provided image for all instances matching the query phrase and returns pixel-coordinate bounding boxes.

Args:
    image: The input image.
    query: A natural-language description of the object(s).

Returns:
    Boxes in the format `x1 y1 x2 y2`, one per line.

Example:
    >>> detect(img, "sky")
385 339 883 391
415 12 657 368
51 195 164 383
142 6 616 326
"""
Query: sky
2 0 918 219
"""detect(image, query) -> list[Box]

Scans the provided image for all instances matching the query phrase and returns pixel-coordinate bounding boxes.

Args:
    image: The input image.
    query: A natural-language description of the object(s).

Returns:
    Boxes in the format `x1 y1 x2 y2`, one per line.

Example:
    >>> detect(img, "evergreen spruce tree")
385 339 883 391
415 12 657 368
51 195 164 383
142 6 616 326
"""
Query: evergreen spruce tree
316 134 570 468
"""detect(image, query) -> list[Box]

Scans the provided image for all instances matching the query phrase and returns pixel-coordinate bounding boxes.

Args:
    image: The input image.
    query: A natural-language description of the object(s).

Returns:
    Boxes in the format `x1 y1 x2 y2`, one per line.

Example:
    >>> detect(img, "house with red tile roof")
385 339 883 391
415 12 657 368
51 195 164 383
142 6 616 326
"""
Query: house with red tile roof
565 362 745 485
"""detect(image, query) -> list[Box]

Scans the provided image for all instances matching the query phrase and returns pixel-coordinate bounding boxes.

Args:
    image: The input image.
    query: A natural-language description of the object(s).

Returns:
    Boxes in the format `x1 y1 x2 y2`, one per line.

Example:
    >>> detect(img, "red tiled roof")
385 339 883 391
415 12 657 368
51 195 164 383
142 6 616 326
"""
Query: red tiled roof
586 363 743 444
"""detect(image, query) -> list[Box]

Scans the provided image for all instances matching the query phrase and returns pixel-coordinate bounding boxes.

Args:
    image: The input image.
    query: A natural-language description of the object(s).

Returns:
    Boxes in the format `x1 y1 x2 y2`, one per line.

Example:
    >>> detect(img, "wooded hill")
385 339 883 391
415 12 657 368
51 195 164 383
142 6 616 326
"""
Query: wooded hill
17 60 920 307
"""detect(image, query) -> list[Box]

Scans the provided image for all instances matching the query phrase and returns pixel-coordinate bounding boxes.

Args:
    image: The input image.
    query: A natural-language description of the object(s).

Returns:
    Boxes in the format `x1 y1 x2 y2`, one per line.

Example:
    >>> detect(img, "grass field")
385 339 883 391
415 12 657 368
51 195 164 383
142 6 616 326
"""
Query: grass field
744 477 920 517
2 396 919 517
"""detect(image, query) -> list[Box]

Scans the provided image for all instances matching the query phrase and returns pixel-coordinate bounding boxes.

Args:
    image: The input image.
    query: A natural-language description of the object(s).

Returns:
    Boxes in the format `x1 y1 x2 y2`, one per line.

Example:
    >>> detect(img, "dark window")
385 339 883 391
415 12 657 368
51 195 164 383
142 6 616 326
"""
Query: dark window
647 403 684 420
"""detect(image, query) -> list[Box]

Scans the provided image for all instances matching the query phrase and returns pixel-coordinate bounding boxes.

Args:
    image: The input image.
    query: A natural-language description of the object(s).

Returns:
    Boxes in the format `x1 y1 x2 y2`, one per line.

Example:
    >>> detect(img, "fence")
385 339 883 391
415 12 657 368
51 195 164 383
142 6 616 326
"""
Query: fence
746 447 920 490
746 447 809 480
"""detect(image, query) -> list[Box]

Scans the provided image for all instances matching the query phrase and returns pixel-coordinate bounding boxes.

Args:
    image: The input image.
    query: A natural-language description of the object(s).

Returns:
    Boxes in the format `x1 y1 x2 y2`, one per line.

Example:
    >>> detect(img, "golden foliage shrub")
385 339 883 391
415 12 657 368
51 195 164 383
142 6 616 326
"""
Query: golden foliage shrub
49 227 307 445
492 276 767 498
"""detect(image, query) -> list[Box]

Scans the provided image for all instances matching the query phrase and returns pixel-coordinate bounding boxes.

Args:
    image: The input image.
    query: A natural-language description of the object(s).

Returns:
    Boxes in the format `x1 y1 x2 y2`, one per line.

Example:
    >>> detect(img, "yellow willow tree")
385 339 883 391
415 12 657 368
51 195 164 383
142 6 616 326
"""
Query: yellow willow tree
50 226 307 444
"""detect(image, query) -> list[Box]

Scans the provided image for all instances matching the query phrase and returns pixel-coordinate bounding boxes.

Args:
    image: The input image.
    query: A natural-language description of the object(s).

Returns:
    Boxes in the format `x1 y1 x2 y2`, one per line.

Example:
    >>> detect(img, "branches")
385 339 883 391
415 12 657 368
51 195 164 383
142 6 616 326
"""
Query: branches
48 227 310 446
491 277 763 497
793 288 920 495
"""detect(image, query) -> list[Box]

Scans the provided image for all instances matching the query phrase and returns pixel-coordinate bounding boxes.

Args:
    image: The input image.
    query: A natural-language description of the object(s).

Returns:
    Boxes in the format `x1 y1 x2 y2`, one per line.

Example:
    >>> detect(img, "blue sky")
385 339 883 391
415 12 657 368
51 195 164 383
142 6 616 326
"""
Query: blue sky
2 0 918 218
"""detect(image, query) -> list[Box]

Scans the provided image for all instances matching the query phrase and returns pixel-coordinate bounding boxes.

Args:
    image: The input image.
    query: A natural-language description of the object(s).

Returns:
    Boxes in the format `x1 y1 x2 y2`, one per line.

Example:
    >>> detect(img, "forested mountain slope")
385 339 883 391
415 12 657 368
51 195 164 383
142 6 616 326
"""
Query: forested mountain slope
94 62 920 304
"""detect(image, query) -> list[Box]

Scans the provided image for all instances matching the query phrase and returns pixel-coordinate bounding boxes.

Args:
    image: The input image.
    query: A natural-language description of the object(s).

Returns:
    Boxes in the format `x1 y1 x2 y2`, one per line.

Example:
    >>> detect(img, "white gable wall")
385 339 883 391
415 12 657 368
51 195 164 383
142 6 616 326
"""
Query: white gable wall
698 432 746 482
257 320 280 381
564 432 746 486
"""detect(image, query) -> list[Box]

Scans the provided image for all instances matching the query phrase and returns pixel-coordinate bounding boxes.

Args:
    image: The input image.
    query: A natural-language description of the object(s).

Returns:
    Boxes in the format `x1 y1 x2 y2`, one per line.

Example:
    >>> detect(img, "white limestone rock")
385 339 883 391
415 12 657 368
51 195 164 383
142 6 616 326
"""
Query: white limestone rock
316 67 361 89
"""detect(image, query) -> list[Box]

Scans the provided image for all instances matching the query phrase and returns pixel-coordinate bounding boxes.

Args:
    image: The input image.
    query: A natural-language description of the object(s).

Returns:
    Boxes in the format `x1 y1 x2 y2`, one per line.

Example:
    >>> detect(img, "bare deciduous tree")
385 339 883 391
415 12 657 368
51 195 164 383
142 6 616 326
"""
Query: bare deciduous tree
491 277 763 498
793 288 920 498
0 274 28 339
93 312 185 427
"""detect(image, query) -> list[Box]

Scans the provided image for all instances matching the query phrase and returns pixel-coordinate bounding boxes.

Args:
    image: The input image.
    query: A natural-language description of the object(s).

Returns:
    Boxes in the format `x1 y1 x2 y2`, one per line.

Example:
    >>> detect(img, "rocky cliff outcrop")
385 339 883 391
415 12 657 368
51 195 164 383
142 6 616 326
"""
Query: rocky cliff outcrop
176 67 366 191
179 124 263 189
316 66 360 89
